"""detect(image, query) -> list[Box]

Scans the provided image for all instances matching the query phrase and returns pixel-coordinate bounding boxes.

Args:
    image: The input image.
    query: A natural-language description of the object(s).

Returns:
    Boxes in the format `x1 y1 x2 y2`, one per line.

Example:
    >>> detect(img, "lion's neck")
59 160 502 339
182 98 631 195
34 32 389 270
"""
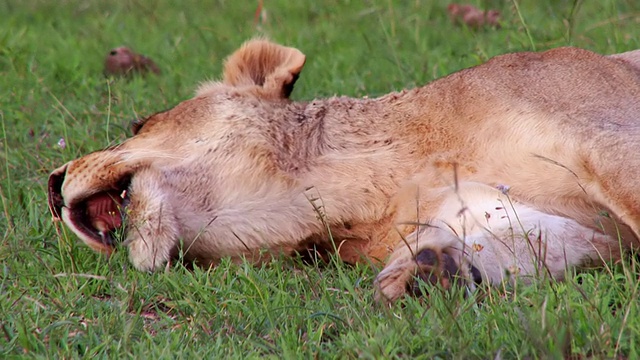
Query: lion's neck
290 89 454 239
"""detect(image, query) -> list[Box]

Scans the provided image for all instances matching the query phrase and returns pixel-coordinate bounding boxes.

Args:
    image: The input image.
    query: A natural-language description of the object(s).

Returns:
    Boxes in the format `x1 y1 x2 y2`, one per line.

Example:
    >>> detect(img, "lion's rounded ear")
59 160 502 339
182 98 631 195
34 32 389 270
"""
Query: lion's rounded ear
223 39 306 98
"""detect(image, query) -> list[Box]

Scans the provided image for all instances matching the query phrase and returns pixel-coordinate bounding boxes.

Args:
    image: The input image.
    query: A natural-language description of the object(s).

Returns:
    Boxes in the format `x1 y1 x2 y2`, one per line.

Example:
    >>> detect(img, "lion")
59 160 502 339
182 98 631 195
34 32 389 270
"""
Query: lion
48 39 640 303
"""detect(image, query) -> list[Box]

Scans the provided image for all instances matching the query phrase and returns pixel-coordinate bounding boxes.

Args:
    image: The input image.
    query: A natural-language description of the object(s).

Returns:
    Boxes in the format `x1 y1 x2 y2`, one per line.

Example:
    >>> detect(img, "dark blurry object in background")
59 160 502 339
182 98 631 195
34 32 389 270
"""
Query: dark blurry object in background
447 4 500 29
104 47 160 77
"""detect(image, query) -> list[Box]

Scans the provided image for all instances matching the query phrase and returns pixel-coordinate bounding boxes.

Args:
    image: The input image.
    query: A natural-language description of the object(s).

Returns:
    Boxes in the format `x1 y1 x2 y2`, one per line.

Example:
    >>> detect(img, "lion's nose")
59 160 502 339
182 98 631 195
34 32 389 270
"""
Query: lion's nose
48 164 68 220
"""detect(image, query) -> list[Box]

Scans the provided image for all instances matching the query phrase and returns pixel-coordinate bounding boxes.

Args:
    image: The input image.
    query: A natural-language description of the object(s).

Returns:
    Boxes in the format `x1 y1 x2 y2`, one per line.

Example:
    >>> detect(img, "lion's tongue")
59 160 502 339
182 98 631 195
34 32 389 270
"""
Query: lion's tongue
85 191 124 234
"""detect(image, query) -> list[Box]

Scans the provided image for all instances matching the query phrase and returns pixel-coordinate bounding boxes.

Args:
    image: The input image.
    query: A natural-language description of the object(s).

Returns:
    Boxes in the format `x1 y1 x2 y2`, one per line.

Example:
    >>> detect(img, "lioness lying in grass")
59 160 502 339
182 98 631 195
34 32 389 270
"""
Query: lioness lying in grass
48 39 640 303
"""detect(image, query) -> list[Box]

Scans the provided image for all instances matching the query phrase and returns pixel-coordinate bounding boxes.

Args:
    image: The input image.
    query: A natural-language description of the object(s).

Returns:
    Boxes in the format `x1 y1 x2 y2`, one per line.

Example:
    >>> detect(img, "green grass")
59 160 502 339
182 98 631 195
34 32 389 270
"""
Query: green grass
2 0 640 358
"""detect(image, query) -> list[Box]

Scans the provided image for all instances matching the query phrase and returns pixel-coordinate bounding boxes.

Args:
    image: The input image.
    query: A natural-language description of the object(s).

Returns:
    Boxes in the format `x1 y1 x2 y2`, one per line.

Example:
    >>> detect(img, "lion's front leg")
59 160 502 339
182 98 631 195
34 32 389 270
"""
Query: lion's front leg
375 181 619 304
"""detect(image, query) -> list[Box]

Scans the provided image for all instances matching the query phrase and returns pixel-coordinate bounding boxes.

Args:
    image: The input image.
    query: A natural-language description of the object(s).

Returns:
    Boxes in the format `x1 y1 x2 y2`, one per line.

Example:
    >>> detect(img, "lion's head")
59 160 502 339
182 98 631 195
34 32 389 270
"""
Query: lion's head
48 40 328 270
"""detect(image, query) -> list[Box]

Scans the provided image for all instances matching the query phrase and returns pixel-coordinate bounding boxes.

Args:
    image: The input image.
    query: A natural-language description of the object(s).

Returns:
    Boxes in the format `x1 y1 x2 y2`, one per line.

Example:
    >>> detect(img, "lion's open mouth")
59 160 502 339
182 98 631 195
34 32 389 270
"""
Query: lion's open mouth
48 168 131 251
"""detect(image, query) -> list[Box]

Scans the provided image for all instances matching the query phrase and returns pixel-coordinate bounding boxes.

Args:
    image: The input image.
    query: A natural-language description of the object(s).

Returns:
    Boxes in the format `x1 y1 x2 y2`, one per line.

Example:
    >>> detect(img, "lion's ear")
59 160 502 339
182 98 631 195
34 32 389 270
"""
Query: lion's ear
223 39 306 98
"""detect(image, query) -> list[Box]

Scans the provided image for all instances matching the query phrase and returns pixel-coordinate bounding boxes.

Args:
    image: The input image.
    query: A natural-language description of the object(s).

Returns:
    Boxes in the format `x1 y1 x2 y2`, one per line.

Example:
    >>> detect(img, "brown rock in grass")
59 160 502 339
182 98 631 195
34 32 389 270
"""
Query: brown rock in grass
447 3 500 29
104 46 160 77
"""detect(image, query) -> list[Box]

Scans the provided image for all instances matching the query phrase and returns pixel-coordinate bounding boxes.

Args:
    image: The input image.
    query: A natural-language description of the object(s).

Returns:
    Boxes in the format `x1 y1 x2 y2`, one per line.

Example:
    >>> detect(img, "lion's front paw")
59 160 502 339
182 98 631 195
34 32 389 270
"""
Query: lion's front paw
409 248 483 297
374 256 416 304
375 248 480 304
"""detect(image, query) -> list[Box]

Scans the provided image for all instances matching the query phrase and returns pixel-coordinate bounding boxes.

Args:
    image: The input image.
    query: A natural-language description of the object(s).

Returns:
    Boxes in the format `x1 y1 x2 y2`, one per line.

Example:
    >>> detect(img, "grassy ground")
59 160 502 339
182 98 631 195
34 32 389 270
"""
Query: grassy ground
2 0 640 358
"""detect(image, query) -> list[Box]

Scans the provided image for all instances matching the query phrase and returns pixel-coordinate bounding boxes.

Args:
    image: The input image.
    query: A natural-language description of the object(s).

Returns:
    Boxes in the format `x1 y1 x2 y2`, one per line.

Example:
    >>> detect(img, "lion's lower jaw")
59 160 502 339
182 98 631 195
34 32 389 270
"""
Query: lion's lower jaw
124 173 181 272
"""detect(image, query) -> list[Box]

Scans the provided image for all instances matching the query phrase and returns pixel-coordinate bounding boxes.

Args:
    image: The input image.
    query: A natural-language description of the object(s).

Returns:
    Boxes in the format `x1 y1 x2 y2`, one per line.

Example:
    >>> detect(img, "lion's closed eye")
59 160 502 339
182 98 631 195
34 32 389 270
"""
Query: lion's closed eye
130 117 147 135
130 108 173 135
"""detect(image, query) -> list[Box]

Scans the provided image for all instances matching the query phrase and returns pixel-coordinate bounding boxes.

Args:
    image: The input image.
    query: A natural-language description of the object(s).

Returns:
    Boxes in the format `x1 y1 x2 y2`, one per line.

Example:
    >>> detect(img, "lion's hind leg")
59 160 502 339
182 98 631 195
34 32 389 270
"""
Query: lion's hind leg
375 182 615 304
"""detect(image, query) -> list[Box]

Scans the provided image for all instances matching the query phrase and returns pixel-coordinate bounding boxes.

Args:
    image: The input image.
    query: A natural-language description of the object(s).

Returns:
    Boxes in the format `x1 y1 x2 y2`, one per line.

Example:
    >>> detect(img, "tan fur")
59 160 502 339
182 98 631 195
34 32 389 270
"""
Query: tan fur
48 39 640 303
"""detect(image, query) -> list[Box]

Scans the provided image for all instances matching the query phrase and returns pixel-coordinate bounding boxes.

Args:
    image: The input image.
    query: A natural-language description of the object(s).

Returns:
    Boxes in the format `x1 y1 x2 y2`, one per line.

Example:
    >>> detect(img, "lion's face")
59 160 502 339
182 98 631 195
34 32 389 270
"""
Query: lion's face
48 40 308 269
